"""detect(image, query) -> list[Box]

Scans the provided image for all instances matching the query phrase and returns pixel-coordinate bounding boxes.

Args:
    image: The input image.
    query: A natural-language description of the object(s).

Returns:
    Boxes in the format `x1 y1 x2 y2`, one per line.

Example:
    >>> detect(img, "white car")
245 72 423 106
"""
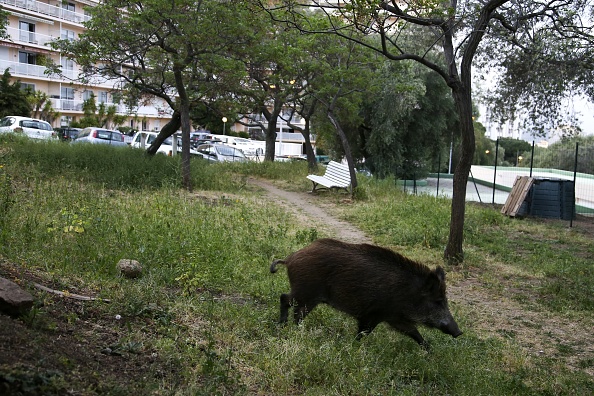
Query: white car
131 131 200 156
195 143 248 162
0 116 56 140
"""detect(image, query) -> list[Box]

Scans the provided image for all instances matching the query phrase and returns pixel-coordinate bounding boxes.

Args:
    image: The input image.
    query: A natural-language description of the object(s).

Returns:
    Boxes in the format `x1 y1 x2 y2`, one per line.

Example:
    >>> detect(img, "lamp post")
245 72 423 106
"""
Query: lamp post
222 117 227 135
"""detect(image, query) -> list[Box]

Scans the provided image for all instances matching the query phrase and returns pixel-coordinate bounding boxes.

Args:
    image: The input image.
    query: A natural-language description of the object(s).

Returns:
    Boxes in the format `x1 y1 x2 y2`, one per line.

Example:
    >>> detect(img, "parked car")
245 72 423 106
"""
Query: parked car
56 127 82 141
72 127 127 146
189 131 211 147
131 131 200 156
195 143 248 162
0 116 56 140
190 138 223 149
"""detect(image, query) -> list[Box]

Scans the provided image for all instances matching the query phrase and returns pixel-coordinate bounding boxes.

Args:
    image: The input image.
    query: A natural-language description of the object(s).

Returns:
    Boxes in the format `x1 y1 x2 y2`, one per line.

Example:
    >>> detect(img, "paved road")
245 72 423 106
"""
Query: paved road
400 177 510 205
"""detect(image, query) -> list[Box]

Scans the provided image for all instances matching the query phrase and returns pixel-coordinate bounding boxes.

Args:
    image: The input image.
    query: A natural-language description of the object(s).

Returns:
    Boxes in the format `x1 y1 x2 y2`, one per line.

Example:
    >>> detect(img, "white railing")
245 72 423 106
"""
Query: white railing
0 58 47 78
50 98 127 113
1 0 91 24
49 98 167 117
0 59 81 80
6 26 74 47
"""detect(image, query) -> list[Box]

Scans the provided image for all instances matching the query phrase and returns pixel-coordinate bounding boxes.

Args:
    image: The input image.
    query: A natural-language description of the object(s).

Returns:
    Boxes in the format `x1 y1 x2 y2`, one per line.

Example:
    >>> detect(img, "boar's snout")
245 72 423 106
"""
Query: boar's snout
440 320 463 338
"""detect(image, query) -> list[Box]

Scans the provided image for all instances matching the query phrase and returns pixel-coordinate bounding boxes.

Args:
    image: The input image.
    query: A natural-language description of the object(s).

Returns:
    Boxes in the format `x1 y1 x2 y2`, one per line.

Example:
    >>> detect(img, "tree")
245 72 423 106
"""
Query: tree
0 69 31 118
497 138 531 166
0 7 8 40
479 2 594 137
28 90 60 123
266 0 594 263
71 94 126 129
363 62 458 179
231 8 313 162
52 0 245 191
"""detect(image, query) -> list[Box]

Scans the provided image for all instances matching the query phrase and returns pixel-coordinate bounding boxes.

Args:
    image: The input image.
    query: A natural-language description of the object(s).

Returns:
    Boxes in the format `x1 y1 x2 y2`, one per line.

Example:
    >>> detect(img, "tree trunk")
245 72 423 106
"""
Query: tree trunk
264 100 282 162
444 85 475 263
173 68 192 191
327 111 358 193
302 119 317 172
147 111 181 155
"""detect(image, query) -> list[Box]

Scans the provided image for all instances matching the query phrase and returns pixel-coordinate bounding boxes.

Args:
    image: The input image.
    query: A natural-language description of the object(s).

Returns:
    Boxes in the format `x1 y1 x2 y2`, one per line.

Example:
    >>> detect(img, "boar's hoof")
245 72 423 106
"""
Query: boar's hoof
420 340 431 351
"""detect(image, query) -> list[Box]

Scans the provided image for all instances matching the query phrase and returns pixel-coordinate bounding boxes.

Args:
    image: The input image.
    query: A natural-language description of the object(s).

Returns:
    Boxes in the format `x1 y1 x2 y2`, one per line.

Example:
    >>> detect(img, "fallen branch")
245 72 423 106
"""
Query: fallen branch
33 282 111 303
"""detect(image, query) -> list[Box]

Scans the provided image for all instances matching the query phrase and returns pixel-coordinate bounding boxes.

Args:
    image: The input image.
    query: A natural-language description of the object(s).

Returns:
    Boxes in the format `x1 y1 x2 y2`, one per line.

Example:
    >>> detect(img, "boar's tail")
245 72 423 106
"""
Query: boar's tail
270 259 286 273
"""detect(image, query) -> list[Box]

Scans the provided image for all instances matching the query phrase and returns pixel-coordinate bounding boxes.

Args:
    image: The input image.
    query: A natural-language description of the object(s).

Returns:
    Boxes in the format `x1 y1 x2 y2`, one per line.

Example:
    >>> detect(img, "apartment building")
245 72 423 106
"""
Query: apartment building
0 0 172 131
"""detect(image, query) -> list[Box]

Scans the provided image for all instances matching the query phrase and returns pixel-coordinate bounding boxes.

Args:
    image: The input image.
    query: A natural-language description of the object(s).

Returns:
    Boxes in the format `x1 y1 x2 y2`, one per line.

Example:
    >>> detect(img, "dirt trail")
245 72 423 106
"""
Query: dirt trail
249 177 593 377
249 178 371 244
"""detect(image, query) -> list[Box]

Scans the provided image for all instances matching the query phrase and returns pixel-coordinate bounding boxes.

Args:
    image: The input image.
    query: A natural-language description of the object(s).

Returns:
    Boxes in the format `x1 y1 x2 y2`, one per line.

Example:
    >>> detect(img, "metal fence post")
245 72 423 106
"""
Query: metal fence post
571 142 579 228
530 140 535 177
492 138 499 204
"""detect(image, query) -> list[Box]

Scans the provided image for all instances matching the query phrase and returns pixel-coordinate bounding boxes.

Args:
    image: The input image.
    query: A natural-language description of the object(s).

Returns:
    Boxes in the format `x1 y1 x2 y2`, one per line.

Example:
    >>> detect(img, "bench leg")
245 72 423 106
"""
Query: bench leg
310 181 319 193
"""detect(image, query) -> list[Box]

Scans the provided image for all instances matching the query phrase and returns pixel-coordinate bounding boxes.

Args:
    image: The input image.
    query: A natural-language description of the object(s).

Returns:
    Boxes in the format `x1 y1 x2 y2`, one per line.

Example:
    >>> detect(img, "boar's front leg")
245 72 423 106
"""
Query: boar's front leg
389 322 427 347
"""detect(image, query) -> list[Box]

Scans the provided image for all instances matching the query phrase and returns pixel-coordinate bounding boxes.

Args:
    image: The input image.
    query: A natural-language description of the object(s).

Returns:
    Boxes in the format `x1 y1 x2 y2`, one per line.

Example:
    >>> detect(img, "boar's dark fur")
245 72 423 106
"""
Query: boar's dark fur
270 238 462 347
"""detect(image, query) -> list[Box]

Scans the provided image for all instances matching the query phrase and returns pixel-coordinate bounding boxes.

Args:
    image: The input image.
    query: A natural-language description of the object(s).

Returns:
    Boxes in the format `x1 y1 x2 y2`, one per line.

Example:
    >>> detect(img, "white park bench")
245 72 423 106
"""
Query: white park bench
306 161 352 193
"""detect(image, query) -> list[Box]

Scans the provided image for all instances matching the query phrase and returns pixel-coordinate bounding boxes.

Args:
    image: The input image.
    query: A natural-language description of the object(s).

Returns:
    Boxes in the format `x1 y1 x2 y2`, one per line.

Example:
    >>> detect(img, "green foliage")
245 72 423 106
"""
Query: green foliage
71 94 123 129
0 69 32 118
0 8 8 39
27 90 60 124
526 135 594 173
364 63 457 179
472 120 497 165
497 138 532 165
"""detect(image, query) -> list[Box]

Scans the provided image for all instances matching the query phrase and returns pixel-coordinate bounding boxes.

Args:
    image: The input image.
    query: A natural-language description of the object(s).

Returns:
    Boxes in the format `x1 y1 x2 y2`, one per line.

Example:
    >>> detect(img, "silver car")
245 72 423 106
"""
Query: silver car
0 116 56 140
195 143 248 162
72 127 128 146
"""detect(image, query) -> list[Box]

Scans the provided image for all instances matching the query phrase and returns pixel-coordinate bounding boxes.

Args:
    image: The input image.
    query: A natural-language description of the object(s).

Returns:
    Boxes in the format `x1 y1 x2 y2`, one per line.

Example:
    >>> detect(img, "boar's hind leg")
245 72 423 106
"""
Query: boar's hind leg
279 294 292 323
293 300 318 324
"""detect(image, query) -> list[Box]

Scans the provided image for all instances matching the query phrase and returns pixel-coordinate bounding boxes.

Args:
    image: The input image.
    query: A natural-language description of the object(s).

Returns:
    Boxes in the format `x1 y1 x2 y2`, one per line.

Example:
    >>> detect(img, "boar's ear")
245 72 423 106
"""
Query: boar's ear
434 266 446 282
425 266 446 295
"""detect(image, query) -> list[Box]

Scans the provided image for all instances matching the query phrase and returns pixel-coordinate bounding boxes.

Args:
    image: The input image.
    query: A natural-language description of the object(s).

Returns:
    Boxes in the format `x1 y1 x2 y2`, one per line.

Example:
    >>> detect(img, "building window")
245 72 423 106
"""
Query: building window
61 29 75 41
62 2 75 12
142 120 148 131
83 90 94 101
98 91 108 103
61 87 75 110
19 51 37 65
61 58 74 71
19 21 36 44
20 83 35 92
60 116 73 127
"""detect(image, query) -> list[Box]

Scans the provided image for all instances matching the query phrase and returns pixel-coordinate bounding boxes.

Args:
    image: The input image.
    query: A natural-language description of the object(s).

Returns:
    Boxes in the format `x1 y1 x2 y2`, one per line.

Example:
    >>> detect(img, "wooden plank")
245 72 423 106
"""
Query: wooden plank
501 176 534 217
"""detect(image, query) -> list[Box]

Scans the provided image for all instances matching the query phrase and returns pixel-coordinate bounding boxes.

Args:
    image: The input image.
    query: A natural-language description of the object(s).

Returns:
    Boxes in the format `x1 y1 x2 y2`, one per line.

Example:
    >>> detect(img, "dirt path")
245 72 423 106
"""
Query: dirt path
249 177 593 377
249 178 371 244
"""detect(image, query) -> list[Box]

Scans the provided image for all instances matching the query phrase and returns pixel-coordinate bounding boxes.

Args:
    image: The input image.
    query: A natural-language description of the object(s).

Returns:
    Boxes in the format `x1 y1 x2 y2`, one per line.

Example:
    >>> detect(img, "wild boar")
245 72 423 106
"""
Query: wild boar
270 238 462 347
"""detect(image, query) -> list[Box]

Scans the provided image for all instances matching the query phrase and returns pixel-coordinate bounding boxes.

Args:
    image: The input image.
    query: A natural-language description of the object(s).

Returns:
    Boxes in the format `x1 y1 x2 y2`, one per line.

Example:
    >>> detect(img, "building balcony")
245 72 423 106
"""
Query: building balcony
0 0 91 25
49 98 171 118
5 26 57 47
0 58 48 78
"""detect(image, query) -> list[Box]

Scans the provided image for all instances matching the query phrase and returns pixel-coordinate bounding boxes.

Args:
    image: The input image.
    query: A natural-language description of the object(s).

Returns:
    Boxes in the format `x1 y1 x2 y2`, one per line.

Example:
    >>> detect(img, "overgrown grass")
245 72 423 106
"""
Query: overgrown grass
0 136 592 395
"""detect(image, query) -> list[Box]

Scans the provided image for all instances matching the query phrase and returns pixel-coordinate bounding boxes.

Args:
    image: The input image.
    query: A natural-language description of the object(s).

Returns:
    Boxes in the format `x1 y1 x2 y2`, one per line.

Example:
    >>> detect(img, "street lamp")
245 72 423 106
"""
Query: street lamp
222 117 227 135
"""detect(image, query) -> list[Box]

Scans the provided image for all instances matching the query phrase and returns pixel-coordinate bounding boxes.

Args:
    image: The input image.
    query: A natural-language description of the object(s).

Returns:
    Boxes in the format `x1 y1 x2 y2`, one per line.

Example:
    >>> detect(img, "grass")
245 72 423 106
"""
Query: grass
0 135 592 395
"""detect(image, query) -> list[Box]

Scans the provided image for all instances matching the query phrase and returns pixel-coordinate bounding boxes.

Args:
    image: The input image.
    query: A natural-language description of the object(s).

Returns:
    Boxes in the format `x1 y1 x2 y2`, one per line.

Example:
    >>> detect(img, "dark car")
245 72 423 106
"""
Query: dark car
56 127 82 141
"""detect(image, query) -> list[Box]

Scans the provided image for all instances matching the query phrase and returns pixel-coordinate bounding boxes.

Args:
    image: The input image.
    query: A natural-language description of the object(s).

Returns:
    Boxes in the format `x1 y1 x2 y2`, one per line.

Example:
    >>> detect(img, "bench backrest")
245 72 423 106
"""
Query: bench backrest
324 161 351 185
